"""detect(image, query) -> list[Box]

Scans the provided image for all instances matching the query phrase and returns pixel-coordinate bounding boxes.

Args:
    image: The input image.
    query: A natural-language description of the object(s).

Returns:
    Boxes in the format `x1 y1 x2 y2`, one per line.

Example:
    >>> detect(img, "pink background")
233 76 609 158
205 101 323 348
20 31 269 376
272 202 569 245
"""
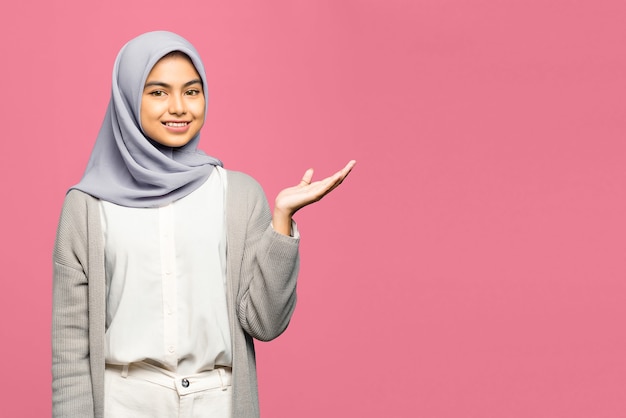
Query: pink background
1 0 625 416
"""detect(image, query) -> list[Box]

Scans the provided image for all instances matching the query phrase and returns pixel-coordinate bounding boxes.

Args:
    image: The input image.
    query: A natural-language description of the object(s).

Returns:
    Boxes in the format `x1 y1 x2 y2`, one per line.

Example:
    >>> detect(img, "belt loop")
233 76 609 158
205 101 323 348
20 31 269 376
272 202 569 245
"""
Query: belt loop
121 364 129 378
218 368 227 391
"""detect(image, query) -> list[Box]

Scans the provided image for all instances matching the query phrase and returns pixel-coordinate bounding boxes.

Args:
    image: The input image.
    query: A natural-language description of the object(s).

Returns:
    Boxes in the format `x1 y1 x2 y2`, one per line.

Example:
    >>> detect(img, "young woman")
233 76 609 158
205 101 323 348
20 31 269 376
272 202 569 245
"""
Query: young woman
52 30 354 418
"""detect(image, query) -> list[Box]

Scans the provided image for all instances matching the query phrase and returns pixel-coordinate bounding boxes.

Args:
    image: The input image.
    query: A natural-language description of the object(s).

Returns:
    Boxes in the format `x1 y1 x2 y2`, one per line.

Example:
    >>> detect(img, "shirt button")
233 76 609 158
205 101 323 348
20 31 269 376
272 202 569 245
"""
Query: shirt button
182 378 190 388
168 346 175 353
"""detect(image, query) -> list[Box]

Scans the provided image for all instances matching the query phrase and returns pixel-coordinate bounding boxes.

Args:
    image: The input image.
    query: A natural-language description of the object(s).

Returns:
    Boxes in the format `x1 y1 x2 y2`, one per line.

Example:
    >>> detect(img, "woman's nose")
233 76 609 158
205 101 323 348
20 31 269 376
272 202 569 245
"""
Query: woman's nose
168 95 186 115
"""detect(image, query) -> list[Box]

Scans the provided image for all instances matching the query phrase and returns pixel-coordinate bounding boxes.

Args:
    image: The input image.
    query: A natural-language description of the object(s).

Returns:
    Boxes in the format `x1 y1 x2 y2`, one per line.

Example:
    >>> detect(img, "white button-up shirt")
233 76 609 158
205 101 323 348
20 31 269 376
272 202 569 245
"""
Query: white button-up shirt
100 167 231 374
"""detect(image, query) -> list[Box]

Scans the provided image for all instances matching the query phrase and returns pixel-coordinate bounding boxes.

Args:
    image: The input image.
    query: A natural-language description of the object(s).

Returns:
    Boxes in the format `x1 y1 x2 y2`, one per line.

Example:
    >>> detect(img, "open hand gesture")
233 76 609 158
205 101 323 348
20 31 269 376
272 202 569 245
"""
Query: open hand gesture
272 160 356 235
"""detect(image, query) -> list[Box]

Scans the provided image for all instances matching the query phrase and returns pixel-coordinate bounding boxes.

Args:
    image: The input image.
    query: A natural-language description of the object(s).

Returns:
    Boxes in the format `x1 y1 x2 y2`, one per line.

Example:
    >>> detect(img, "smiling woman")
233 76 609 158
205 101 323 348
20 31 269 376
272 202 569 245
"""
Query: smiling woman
141 52 206 148
51 30 354 418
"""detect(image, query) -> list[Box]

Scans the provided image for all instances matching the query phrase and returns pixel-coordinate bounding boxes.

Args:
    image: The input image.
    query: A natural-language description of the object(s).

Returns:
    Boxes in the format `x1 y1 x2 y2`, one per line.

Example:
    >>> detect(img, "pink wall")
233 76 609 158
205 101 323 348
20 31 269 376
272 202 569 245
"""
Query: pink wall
1 0 625 416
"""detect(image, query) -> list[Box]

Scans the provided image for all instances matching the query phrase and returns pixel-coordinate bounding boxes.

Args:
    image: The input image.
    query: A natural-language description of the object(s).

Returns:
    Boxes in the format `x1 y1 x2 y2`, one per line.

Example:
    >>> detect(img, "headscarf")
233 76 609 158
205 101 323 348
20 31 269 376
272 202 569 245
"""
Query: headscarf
72 31 223 208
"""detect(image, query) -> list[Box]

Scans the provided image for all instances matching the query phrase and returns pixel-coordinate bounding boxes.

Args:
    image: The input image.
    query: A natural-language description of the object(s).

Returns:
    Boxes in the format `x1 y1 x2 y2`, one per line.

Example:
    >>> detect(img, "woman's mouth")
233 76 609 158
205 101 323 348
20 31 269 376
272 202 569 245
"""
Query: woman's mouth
162 121 191 133
163 121 190 127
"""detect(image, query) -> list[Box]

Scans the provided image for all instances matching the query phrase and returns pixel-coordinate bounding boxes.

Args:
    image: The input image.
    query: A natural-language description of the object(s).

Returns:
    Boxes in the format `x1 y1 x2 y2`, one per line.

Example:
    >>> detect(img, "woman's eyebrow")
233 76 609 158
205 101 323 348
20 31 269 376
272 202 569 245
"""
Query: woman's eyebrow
144 79 203 89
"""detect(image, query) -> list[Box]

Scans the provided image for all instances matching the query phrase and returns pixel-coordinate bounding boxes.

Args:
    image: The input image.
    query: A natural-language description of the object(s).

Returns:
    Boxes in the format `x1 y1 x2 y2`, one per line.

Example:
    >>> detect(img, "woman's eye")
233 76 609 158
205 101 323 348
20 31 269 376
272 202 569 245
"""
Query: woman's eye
185 89 201 96
150 90 165 97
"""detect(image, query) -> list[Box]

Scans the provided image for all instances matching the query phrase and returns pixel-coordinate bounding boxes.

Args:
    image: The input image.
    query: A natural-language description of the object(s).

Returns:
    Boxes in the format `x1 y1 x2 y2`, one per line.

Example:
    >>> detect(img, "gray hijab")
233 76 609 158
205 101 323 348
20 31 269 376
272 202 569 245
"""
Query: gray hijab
73 31 222 208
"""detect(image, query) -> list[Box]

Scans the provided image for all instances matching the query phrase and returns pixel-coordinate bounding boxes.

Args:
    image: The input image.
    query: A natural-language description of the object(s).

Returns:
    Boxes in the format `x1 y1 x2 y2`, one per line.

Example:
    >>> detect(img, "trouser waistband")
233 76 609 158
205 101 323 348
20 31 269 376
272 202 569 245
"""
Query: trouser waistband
105 362 232 396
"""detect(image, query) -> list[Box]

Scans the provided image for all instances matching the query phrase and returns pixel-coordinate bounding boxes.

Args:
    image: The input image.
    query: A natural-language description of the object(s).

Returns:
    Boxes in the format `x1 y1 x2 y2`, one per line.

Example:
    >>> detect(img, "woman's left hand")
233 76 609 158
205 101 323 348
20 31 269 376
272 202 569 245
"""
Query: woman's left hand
272 160 356 235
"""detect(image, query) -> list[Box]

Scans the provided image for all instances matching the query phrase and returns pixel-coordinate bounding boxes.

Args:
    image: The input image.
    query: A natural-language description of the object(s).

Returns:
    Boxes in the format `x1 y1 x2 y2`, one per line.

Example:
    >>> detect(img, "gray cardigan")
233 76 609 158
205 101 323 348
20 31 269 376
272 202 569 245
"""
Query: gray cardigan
52 170 300 417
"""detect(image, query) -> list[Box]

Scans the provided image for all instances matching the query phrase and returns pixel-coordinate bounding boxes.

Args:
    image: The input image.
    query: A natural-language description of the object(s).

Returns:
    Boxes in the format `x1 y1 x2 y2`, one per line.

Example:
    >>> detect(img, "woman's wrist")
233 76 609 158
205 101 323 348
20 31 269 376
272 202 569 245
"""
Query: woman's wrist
272 207 293 236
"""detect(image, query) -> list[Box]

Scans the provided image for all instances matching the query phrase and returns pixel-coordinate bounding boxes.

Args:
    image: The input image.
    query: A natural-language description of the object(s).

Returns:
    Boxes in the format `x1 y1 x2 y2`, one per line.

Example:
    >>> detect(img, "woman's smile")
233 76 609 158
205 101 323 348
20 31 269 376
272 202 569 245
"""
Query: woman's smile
162 120 192 132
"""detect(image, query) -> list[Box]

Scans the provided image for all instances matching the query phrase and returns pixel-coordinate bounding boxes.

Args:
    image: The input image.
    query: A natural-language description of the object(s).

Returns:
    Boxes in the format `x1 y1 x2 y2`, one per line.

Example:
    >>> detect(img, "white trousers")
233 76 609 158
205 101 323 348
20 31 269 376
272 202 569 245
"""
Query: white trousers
104 362 232 418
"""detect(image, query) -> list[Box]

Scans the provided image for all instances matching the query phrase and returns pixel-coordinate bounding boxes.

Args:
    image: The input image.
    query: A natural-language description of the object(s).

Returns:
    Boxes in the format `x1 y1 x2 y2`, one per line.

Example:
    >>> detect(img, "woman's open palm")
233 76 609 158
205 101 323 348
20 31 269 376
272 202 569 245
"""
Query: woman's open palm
275 160 356 217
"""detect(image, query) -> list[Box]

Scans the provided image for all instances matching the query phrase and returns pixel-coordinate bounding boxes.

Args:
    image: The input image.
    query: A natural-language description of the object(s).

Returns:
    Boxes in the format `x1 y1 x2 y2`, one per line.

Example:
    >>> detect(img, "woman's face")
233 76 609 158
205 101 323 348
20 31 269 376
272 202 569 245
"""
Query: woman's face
140 53 205 148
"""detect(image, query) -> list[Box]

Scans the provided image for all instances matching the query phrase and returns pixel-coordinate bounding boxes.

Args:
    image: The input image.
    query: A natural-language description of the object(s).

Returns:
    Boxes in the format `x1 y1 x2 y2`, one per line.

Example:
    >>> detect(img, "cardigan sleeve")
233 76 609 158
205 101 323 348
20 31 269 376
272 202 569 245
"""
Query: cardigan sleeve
52 191 95 417
234 174 301 342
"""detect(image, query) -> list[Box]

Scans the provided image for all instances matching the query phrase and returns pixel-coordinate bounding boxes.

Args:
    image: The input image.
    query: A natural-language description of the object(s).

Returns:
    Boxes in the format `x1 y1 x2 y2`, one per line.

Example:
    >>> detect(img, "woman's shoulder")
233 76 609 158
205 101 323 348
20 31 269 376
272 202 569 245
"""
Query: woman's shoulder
223 169 264 193
64 188 99 206
54 189 102 260
59 189 100 219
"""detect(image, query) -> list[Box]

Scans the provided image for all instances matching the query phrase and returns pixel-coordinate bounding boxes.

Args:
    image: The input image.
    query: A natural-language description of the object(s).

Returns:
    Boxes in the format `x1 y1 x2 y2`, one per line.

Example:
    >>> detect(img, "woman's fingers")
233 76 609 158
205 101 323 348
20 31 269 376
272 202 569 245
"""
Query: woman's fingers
299 168 314 186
